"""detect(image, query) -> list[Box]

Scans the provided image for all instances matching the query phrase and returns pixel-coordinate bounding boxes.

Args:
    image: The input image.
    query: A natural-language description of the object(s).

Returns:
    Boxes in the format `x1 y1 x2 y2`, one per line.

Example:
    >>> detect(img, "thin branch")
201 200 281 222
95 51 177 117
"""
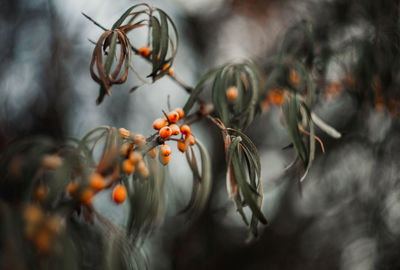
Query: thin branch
82 12 109 31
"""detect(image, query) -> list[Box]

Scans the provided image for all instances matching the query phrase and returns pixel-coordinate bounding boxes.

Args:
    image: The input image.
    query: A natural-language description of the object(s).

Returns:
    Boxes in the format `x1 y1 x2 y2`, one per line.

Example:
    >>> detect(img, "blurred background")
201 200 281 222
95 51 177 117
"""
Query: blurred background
1 0 400 269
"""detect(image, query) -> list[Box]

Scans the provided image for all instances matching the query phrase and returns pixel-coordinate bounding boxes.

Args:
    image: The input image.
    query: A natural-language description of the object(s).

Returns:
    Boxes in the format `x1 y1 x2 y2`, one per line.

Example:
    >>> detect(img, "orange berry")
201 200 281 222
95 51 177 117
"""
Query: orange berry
35 228 51 254
137 160 149 178
158 153 170 165
177 140 186 153
112 184 127 204
41 155 62 170
120 142 133 156
24 205 44 226
153 118 168 130
290 69 299 86
122 159 135 174
186 134 196 146
168 68 174 76
119 128 130 138
167 111 180 123
149 148 157 158
139 166 149 178
34 185 47 202
129 151 143 164
268 90 284 106
89 173 106 191
134 134 146 146
180 125 191 136
160 144 172 156
170 124 180 135
80 188 95 205
175 108 184 118
159 126 172 138
67 181 79 196
138 46 151 57
162 63 170 71
226 86 238 101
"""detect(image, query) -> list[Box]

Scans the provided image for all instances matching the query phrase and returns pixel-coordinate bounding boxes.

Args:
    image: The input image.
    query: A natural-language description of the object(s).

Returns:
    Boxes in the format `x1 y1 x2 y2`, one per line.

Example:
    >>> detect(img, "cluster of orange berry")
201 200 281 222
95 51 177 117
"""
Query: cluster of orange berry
23 204 64 254
138 46 174 76
152 108 195 164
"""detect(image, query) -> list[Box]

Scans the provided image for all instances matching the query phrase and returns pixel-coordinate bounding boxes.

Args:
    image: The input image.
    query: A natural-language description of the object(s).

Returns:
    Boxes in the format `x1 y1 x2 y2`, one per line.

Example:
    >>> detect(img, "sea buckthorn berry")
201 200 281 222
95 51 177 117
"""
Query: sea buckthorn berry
186 134 196 146
41 155 63 170
80 188 95 205
138 46 151 57
139 166 149 178
122 159 135 174
35 228 51 254
153 118 168 130
268 90 284 106
120 142 133 156
162 63 169 71
134 134 146 146
137 160 149 178
160 144 172 156
168 68 174 76
34 185 47 202
149 148 157 158
290 69 299 86
180 125 191 136
177 140 186 153
167 111 180 123
119 128 130 138
89 173 106 191
112 184 127 204
226 86 238 101
175 108 184 118
159 126 172 138
170 124 180 135
67 181 79 196
24 205 44 226
158 153 170 165
129 151 143 164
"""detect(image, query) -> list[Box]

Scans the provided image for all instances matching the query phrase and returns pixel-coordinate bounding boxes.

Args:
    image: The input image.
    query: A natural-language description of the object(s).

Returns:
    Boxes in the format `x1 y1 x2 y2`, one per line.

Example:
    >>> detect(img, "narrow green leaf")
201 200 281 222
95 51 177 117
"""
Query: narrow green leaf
182 68 219 114
111 3 149 29
232 149 267 224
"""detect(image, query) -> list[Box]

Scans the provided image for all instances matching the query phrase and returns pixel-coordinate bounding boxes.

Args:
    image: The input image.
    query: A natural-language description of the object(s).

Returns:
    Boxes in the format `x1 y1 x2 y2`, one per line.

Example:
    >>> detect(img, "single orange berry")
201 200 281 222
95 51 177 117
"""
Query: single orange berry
226 86 238 101
138 46 151 57
34 185 47 202
159 126 172 138
177 140 186 153
168 68 174 76
158 153 170 165
137 160 149 178
139 166 149 178
119 128 130 138
268 90 284 106
34 229 51 254
149 148 157 158
67 181 79 196
153 118 168 130
186 134 196 146
162 63 170 71
134 134 146 147
112 184 127 204
175 108 184 118
170 124 180 135
80 188 95 205
180 125 191 136
290 69 299 86
129 151 143 164
41 155 63 170
89 172 106 191
167 111 180 123
160 144 172 156
122 159 135 174
120 142 133 156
